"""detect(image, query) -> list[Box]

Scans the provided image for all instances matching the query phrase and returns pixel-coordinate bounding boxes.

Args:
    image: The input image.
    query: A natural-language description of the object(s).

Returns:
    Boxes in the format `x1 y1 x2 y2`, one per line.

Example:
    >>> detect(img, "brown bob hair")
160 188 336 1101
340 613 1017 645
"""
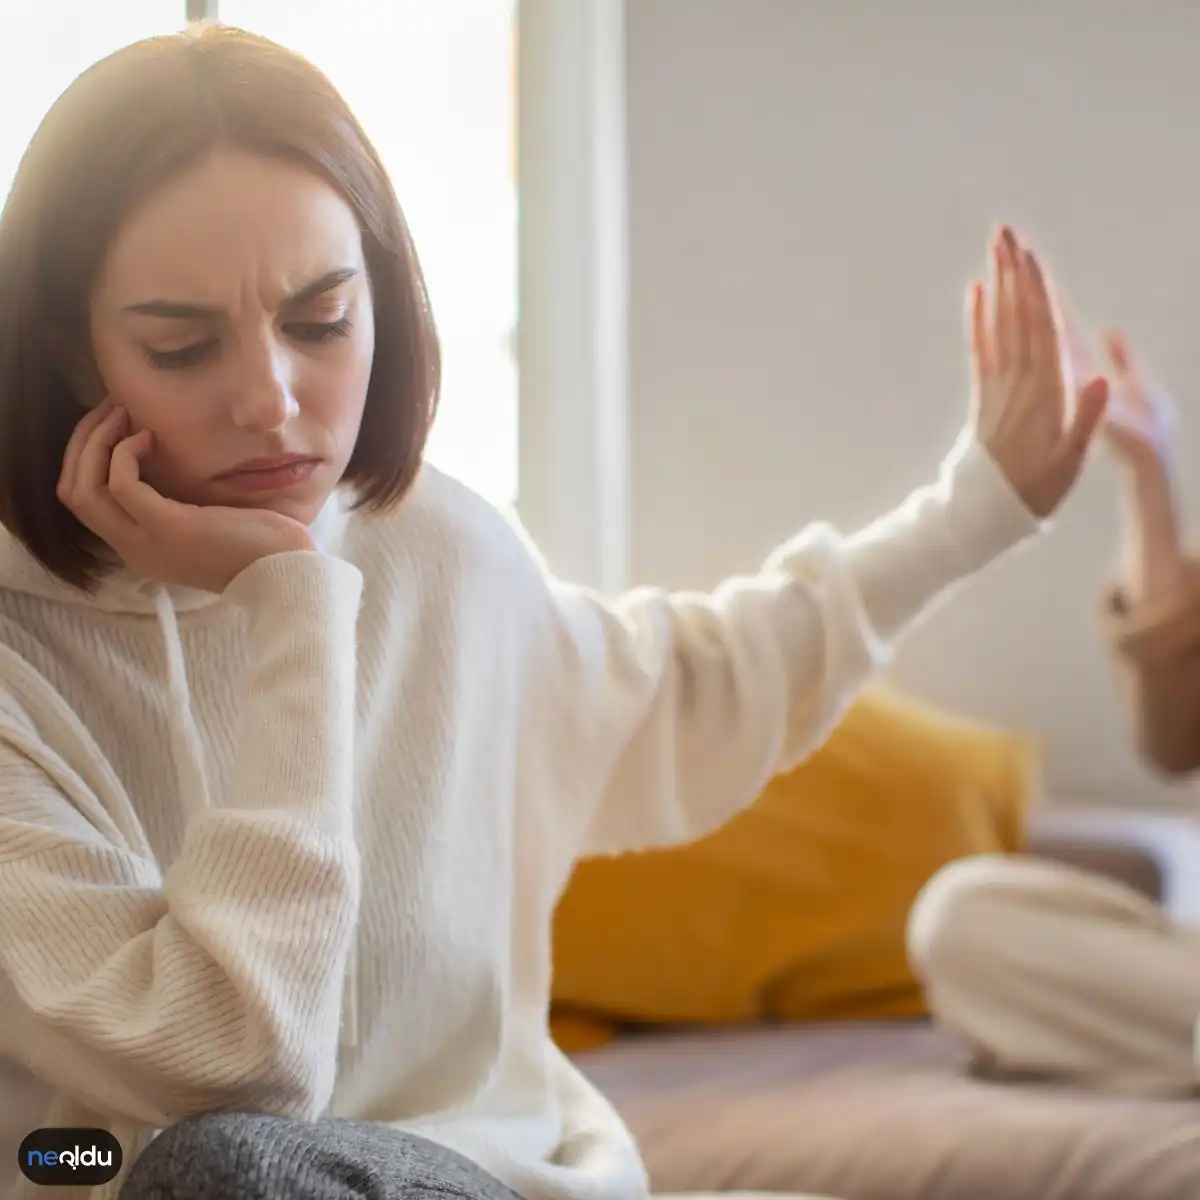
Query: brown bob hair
0 21 440 590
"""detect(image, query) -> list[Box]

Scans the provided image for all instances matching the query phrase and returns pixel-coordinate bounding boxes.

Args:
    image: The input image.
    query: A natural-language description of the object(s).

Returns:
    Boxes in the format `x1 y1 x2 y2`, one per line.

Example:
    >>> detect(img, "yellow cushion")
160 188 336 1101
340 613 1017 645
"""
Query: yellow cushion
550 685 1039 1030
546 1007 619 1054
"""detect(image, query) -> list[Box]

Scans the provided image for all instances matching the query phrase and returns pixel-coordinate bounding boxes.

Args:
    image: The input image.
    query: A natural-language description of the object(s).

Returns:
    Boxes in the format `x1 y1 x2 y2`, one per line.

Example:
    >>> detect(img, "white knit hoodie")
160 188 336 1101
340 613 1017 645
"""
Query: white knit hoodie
0 431 1039 1200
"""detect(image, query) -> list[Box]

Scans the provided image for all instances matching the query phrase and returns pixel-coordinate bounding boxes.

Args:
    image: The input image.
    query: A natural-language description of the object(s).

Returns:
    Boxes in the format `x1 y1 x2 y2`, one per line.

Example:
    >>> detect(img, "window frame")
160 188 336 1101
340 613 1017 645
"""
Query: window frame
514 0 630 592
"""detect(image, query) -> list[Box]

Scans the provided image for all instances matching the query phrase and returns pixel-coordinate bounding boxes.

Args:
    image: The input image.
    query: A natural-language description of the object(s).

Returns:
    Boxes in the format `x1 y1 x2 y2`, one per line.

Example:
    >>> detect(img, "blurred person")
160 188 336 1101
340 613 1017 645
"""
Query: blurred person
909 320 1200 1098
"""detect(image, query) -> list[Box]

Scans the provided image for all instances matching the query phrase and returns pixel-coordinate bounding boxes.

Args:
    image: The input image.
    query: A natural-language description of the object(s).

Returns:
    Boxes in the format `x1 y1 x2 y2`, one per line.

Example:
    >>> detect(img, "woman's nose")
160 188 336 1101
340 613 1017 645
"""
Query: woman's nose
230 343 300 432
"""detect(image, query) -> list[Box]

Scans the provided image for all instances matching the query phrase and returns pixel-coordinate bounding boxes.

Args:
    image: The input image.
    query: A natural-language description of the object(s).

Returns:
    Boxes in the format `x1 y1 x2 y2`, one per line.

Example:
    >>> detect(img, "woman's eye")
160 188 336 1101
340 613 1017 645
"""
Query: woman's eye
142 340 217 370
139 317 352 369
288 317 353 344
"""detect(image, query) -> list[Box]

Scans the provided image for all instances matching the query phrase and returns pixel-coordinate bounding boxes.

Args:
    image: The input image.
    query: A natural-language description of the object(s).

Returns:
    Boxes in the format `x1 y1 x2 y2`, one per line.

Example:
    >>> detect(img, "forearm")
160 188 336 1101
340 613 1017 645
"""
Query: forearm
221 551 363 829
845 429 1040 645
0 552 367 1126
1104 463 1200 774
570 430 1041 857
1117 460 1189 609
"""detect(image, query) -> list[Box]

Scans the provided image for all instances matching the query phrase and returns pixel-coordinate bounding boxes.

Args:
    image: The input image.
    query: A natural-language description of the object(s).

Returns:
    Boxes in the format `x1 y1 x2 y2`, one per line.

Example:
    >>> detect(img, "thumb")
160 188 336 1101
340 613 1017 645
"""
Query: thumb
1065 375 1109 458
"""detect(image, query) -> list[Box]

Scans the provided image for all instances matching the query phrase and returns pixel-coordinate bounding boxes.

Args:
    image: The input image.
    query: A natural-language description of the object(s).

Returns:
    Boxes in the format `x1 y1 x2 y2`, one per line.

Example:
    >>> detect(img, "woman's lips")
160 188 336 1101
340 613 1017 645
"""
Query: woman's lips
214 459 320 492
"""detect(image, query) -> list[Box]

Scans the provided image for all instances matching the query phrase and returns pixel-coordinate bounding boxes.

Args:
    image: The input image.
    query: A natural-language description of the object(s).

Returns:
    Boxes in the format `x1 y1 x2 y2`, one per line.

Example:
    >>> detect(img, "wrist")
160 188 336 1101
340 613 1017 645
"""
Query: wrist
1124 453 1175 496
1117 447 1173 512
1125 461 1182 541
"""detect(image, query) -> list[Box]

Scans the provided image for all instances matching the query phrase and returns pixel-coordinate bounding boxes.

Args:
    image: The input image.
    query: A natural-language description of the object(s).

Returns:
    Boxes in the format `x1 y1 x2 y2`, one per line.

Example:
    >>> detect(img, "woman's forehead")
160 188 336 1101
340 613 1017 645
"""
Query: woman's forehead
98 150 364 305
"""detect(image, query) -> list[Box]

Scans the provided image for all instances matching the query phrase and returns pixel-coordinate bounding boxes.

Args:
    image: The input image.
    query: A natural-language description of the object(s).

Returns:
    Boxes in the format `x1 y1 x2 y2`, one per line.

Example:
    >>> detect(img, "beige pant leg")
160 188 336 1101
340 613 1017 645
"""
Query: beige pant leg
907 853 1200 1094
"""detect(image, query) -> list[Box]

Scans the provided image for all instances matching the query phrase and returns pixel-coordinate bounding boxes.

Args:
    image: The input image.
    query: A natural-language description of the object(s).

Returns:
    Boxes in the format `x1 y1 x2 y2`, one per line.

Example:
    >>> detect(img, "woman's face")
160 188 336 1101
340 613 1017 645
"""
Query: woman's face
88 148 375 525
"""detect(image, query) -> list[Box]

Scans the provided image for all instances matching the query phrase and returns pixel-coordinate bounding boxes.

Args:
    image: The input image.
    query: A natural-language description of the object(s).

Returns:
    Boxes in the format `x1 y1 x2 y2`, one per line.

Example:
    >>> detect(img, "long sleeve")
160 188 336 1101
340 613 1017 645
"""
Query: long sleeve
1099 561 1200 777
547 430 1041 857
0 551 364 1127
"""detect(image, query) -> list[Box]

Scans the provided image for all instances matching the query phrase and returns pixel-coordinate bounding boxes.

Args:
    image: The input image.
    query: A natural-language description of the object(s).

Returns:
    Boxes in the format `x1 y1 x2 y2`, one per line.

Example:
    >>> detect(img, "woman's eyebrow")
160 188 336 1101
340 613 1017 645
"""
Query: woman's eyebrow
121 266 361 319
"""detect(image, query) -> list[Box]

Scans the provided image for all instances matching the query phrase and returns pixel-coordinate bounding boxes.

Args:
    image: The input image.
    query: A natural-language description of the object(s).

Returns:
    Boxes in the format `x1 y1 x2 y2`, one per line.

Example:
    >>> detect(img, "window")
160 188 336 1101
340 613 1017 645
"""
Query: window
0 3 184 202
220 1 519 507
1 1 519 508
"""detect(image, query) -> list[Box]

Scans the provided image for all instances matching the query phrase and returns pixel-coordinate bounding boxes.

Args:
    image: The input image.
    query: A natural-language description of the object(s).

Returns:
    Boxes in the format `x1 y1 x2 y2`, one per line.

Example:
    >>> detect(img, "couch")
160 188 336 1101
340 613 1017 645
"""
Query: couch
570 809 1200 1200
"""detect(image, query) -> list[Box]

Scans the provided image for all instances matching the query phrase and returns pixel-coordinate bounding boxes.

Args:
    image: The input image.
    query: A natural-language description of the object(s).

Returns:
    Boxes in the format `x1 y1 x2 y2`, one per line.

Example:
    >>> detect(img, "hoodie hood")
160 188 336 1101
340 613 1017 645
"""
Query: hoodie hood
0 489 364 1062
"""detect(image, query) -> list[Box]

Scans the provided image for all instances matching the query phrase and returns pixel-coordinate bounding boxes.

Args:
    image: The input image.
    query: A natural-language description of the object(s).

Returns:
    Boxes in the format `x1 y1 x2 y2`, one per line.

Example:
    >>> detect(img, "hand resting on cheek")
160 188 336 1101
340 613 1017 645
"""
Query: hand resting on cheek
57 396 317 593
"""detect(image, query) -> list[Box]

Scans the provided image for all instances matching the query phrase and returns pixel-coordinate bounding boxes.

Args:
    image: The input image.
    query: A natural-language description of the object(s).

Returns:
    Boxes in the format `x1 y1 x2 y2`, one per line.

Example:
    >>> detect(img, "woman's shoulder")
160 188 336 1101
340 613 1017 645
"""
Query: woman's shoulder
342 462 551 587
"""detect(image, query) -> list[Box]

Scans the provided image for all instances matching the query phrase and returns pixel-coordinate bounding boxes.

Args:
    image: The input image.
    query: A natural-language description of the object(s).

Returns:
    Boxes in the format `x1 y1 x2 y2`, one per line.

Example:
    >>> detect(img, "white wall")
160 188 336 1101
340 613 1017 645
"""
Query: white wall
623 0 1200 809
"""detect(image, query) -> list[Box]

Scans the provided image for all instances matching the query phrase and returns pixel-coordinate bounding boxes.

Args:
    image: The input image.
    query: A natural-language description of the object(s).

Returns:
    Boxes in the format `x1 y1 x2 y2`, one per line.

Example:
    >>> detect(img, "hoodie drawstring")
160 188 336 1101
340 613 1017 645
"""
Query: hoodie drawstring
340 951 360 1055
152 586 210 823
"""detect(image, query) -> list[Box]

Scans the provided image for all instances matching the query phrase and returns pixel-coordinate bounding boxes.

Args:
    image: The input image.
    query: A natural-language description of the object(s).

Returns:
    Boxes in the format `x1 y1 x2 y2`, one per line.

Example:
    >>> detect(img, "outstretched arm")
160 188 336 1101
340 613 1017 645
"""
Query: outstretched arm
547 226 1107 857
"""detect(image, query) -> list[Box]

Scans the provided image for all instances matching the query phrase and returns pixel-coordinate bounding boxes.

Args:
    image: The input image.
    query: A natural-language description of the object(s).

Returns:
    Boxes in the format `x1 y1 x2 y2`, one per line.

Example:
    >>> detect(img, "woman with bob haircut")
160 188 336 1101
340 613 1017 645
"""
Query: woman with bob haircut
0 20 1107 1200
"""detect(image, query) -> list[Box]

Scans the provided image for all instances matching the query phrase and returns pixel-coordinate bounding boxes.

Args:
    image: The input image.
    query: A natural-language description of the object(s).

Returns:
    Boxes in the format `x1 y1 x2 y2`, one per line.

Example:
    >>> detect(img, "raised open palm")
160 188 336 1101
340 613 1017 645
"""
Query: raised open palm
968 227 1109 518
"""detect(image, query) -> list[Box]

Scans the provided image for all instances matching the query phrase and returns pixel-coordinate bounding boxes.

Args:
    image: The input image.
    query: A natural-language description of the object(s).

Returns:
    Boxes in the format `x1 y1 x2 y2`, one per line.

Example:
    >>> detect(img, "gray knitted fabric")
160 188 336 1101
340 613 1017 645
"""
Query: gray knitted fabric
117 1112 525 1200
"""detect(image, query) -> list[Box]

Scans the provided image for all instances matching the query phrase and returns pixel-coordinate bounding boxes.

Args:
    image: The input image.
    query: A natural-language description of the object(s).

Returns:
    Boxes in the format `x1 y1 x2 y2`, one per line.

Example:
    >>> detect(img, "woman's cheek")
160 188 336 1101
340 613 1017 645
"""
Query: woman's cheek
111 397 194 496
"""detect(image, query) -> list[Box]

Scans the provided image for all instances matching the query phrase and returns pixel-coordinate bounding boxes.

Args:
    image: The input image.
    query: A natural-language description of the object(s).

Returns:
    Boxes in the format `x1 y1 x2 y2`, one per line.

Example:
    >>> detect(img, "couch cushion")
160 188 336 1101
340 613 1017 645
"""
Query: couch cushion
553 686 1037 1035
1029 809 1200 920
575 1022 1200 1200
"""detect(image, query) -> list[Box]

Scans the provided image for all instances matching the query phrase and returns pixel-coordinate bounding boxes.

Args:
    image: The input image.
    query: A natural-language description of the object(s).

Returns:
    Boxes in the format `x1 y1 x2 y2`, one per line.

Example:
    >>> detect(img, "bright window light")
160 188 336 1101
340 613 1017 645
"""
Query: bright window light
0 3 183 202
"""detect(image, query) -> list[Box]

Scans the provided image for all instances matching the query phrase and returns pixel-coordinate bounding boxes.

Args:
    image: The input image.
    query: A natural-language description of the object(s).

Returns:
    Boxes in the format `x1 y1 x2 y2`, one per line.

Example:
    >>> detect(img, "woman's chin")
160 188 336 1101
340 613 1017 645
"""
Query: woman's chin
204 473 332 522
231 494 326 524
